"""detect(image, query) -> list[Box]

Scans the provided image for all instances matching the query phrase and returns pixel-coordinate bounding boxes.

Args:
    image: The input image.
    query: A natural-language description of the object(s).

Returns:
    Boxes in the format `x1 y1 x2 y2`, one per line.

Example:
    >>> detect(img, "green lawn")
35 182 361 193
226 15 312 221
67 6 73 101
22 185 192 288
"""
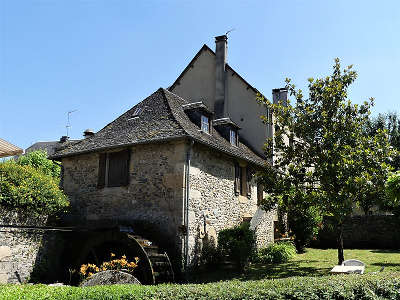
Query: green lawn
190 248 400 283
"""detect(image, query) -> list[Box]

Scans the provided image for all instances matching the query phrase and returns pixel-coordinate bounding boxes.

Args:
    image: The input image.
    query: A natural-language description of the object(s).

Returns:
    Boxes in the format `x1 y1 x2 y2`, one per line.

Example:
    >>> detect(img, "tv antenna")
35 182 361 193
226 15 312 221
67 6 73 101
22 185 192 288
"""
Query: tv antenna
66 110 77 137
225 28 235 36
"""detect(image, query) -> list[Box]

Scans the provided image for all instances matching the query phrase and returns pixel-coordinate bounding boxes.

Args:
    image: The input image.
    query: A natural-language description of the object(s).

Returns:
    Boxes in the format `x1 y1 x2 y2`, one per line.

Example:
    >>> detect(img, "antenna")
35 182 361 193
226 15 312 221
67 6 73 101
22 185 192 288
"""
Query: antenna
225 28 235 36
66 110 77 137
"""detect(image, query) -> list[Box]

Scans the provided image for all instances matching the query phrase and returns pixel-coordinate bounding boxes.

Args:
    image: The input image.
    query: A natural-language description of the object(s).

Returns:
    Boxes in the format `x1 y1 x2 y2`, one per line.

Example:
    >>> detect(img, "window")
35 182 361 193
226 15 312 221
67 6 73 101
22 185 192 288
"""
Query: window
234 163 251 198
98 149 130 188
257 183 264 205
201 115 209 133
230 129 237 146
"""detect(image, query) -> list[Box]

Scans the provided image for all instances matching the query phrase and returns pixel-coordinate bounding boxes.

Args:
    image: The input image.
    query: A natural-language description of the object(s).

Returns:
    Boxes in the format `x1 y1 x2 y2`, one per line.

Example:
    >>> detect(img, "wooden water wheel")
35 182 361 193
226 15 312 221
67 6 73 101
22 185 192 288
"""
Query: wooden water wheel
70 230 174 285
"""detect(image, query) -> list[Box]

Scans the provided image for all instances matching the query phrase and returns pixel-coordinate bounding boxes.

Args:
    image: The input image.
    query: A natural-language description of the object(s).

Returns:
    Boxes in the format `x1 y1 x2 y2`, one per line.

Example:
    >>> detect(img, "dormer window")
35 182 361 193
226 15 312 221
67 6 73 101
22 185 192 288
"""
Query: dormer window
201 115 210 133
230 129 237 146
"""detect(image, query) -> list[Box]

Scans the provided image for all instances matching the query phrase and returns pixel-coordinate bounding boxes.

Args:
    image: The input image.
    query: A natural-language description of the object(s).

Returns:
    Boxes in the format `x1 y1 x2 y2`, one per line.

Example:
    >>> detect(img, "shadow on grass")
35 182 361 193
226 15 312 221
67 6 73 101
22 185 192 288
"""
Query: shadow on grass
188 260 331 284
370 262 400 267
370 249 400 254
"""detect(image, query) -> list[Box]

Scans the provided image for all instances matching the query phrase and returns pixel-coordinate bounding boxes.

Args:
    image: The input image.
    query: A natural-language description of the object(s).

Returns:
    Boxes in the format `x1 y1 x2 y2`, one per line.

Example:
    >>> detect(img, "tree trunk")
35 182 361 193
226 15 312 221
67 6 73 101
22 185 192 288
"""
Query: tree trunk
337 223 344 265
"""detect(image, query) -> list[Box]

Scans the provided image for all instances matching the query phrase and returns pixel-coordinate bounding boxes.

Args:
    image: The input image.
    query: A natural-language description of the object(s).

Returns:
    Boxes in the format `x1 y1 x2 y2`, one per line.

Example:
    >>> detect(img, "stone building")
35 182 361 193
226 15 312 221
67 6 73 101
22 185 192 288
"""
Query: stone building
51 35 281 273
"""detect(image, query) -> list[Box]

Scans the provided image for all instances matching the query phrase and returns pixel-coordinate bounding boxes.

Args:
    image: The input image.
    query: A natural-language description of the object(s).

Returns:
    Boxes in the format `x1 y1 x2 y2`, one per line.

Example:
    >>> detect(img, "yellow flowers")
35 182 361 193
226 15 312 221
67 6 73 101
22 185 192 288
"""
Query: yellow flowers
79 253 139 279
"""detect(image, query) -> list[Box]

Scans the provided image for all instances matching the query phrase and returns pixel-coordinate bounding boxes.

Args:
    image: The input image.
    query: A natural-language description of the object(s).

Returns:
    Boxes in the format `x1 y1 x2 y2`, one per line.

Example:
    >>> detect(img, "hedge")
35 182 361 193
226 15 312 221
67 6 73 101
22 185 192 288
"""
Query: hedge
1 273 400 299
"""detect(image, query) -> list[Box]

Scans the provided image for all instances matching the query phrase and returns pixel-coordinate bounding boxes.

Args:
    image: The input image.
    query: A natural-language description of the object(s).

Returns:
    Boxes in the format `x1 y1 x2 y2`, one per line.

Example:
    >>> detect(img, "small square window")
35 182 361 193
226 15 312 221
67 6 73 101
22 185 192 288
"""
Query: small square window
230 129 237 146
201 115 209 133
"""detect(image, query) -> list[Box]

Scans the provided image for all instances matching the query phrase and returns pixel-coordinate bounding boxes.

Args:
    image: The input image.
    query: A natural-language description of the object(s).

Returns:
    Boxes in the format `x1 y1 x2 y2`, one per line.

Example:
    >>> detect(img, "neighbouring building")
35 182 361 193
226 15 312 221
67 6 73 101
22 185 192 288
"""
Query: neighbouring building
50 35 283 273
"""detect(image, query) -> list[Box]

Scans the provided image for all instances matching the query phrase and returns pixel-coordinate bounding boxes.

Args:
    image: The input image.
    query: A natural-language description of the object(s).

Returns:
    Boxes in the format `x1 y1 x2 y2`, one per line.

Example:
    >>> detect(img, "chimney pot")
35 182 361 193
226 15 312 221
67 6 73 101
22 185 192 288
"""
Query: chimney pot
83 129 95 138
60 136 69 143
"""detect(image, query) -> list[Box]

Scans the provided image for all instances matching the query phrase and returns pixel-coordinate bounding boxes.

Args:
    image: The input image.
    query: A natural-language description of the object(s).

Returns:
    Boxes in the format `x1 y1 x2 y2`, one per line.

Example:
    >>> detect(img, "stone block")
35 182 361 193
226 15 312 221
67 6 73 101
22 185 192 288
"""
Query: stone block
0 273 8 284
0 246 11 261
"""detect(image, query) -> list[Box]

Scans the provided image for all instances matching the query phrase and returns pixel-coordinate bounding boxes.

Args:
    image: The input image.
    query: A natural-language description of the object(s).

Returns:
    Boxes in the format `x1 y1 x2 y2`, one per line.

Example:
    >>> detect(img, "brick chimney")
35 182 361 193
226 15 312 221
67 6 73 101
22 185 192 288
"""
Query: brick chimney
214 35 228 119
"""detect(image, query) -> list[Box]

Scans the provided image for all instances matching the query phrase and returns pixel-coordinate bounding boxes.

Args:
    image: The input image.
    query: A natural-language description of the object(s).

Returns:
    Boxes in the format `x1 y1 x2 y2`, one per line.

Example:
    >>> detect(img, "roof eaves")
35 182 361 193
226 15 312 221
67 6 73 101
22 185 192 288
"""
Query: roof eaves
50 135 190 160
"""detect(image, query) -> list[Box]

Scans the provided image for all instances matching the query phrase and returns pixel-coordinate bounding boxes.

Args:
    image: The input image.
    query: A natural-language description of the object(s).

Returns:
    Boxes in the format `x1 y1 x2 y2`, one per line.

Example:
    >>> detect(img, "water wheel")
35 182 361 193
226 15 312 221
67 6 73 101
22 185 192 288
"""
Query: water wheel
70 230 174 285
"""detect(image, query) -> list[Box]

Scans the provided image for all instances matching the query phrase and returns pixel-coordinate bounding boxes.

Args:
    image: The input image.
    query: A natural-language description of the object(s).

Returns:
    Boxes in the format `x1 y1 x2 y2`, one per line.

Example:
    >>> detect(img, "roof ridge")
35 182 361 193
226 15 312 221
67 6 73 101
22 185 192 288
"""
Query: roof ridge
159 88 191 137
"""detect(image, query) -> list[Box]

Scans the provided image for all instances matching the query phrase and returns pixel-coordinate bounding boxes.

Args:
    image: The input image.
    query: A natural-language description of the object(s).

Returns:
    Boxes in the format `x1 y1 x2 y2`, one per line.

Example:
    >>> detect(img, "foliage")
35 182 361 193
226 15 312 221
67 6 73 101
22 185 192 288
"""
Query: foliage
255 241 296 264
0 161 69 215
287 203 322 253
200 235 221 266
257 58 396 264
366 112 400 170
384 171 400 216
217 222 255 270
17 150 61 179
2 273 400 300
80 253 139 279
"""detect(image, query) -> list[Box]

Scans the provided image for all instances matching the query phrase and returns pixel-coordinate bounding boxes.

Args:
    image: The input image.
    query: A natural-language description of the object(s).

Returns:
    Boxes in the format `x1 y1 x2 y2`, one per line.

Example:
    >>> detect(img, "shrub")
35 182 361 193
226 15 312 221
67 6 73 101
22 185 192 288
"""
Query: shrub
17 150 61 179
0 161 69 215
256 241 296 264
218 222 255 270
200 235 221 266
1 273 400 299
288 205 322 253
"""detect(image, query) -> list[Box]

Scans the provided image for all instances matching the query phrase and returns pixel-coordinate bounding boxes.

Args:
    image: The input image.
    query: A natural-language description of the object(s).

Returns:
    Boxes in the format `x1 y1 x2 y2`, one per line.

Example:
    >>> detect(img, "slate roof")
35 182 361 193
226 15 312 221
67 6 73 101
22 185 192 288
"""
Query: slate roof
51 88 267 167
26 140 79 156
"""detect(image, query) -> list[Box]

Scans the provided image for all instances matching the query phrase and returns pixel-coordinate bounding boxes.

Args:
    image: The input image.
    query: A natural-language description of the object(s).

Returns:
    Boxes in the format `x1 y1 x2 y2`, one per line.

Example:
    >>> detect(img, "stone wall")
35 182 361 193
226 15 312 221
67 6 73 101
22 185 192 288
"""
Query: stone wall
62 140 186 268
187 143 275 265
0 208 63 284
314 215 400 249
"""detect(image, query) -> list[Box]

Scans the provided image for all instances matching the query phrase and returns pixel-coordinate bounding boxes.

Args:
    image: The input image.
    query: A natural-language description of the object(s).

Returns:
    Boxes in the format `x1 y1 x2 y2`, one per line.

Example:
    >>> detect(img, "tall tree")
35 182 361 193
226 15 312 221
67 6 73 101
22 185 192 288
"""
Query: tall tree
258 59 395 264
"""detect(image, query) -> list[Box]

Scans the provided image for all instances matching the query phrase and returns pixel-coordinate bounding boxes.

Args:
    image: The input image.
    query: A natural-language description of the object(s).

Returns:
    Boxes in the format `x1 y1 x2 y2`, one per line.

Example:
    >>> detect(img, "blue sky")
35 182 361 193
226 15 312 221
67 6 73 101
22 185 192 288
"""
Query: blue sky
1 0 399 149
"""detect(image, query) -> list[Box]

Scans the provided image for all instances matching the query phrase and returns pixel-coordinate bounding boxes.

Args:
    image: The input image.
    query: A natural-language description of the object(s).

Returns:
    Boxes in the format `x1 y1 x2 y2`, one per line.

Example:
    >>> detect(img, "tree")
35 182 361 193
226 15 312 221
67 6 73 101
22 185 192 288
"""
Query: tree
257 59 395 264
17 150 61 179
0 160 69 215
366 112 400 171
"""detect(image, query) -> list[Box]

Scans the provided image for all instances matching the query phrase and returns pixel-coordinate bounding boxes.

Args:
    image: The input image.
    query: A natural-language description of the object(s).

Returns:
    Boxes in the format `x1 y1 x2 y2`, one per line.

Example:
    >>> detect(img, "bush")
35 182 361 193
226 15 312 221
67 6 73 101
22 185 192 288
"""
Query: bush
256 241 296 264
288 205 322 253
1 273 400 299
17 150 61 179
0 161 69 215
218 223 255 270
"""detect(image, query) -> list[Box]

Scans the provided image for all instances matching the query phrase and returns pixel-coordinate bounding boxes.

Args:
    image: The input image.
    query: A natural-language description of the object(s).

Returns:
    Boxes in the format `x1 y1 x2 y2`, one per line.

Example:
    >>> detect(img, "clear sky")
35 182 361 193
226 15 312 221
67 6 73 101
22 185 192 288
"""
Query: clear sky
1 0 399 149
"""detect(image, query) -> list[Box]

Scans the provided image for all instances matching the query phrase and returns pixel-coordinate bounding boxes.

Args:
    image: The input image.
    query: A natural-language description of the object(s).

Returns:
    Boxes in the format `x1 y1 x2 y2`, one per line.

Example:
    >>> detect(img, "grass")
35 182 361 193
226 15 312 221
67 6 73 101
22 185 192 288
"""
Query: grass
189 248 400 283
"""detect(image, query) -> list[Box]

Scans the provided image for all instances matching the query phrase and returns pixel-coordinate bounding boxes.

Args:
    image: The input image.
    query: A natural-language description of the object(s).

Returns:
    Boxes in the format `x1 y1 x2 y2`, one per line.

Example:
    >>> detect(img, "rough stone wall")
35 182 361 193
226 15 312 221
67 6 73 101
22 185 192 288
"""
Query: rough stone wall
62 141 186 267
314 215 400 249
0 209 63 284
187 143 275 265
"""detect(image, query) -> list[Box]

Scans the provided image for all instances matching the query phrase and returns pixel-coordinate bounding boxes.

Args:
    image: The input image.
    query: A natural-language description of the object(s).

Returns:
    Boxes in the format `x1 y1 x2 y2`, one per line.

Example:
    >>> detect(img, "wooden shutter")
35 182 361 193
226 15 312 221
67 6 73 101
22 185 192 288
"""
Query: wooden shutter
97 153 107 188
246 166 252 198
108 149 130 187
234 162 240 196
257 183 264 205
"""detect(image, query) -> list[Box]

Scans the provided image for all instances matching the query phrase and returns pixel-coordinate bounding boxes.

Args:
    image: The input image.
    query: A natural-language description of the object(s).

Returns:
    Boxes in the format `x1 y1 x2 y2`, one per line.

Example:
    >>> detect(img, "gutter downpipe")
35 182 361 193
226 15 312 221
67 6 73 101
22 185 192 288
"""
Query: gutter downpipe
184 139 194 275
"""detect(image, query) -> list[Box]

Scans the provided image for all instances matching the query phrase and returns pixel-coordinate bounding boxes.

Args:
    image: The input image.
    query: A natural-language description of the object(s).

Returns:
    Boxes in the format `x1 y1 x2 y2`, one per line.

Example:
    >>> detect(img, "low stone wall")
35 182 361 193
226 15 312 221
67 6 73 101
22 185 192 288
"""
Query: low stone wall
314 215 400 249
0 208 64 284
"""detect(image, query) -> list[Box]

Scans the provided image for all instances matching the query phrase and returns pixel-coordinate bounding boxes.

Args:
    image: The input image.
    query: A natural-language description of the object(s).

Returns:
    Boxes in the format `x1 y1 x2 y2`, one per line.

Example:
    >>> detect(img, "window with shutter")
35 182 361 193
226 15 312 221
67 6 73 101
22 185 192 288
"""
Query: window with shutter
97 149 130 188
234 163 240 196
257 183 264 205
246 166 252 199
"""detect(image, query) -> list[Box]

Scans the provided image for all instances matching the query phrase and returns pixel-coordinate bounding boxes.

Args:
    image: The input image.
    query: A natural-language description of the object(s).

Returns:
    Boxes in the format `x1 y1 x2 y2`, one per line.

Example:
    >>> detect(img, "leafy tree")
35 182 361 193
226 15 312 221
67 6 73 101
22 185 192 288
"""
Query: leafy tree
0 161 68 215
366 112 400 170
17 150 61 179
17 150 60 178
257 59 395 264
384 171 400 216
